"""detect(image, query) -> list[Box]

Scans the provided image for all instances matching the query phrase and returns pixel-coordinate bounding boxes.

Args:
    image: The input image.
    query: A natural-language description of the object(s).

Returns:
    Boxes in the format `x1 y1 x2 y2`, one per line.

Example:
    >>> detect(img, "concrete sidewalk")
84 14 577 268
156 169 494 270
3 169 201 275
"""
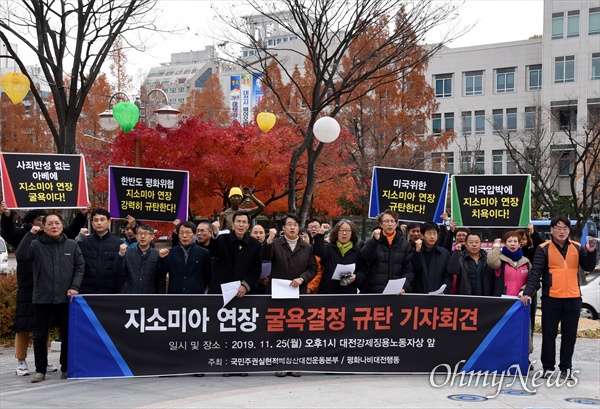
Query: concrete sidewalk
0 334 598 409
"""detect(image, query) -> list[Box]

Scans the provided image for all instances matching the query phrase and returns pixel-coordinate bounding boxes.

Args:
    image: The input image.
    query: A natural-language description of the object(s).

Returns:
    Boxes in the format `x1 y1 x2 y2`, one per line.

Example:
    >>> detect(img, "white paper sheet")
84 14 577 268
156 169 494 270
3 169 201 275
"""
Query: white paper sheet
331 263 355 280
382 278 406 295
260 262 272 279
271 278 300 299
221 280 241 306
428 284 447 295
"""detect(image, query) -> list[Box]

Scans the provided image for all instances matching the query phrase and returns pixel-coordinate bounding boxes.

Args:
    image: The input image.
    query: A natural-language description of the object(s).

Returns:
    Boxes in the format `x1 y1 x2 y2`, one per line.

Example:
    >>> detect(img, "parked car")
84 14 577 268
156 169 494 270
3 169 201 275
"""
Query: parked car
0 236 8 273
580 274 600 320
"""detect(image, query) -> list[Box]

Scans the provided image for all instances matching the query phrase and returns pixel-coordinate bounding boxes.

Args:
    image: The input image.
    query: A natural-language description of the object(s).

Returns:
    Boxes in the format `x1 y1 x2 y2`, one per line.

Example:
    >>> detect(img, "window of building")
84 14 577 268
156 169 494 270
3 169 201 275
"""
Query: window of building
178 87 185 93
434 74 453 98
554 56 575 83
590 7 600 35
559 152 571 176
528 65 542 90
525 107 538 130
475 110 485 134
267 39 274 46
432 113 442 136
462 111 472 136
493 150 503 174
592 53 600 80
552 107 577 132
506 108 517 131
444 113 454 132
464 70 483 96
474 151 485 173
496 68 515 93
461 153 471 173
567 10 580 37
416 119 426 137
493 109 503 132
445 152 454 174
506 153 517 174
552 12 564 39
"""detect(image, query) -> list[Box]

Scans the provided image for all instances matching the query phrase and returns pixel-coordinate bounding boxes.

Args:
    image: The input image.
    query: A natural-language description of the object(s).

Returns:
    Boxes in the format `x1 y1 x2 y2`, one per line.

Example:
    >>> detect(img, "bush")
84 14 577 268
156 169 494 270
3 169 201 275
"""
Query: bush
0 273 18 337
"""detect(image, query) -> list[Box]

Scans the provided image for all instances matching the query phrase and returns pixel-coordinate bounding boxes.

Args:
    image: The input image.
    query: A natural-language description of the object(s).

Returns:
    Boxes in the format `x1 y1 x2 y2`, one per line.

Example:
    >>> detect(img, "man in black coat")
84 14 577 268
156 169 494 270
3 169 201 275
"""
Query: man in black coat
166 221 212 294
78 209 123 294
15 214 85 383
208 210 262 296
1 201 88 377
448 232 494 296
412 222 452 294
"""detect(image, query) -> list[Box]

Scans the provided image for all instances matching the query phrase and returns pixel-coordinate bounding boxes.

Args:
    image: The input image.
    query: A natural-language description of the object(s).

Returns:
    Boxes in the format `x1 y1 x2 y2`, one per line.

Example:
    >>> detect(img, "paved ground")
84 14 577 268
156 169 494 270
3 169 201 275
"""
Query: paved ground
0 334 598 409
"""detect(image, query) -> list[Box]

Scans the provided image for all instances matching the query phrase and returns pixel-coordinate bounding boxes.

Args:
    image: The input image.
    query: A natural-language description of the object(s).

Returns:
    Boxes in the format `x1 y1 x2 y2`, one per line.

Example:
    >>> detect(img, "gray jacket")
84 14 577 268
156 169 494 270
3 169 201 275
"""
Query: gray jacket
16 232 84 304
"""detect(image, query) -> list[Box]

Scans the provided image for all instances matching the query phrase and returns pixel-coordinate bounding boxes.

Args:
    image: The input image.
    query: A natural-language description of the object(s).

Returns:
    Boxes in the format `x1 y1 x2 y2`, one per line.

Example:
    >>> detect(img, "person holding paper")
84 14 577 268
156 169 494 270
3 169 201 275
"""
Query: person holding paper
312 220 360 294
356 209 414 294
411 222 452 294
208 210 262 297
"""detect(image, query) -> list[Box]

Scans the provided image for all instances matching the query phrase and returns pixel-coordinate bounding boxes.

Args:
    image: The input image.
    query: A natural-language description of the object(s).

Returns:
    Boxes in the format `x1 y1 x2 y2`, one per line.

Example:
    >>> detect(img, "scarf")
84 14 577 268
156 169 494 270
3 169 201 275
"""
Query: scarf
382 230 396 246
501 246 523 262
336 241 353 257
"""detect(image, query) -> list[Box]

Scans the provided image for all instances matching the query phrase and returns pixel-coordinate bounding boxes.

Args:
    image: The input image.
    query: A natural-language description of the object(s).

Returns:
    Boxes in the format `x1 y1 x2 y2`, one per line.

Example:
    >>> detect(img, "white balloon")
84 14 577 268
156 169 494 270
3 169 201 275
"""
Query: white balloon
313 116 340 143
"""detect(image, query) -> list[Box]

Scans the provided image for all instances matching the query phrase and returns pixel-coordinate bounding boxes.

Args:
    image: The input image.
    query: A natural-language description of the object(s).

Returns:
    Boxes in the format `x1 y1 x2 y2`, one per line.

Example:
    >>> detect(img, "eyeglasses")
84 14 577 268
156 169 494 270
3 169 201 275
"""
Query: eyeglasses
197 229 209 234
137 232 153 237
339 229 352 234
553 226 570 232
178 231 193 236
307 225 319 230
381 219 396 224
234 220 249 225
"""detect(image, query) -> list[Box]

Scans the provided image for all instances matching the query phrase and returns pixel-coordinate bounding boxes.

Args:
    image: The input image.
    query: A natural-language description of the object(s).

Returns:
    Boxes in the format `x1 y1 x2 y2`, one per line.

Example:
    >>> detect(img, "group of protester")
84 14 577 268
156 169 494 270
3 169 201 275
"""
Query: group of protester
1 187 596 383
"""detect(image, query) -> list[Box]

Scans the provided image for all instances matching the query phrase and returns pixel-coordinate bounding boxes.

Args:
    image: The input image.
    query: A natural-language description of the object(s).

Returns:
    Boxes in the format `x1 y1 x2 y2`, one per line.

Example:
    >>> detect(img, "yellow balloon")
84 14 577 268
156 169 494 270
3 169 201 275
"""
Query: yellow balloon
256 112 276 133
1 72 30 105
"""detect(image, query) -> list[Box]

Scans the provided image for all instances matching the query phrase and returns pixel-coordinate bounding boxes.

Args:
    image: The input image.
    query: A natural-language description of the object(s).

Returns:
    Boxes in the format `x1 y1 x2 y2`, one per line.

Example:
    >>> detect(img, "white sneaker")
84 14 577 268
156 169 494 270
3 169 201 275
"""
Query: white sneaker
16 361 29 376
46 363 58 372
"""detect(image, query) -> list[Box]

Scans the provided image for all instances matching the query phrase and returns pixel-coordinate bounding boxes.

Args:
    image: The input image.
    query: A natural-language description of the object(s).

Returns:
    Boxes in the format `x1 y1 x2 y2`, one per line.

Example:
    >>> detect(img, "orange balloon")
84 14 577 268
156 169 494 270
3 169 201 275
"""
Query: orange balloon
257 112 276 133
1 72 30 105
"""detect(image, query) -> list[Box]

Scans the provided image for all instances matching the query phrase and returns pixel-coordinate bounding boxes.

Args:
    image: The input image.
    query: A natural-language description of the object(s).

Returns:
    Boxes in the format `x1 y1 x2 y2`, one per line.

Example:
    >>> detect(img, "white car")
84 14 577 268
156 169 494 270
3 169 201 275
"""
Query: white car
580 274 600 320
0 237 8 273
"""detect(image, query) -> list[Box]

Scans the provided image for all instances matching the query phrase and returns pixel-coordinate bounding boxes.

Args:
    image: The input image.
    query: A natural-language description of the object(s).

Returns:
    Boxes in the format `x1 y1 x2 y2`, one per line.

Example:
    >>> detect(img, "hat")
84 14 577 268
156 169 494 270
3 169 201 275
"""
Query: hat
229 187 243 198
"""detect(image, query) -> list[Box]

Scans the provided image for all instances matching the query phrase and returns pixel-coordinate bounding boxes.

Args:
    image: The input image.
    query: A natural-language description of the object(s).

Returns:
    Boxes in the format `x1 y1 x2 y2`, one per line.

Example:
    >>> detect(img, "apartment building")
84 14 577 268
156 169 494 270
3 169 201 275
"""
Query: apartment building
426 0 600 195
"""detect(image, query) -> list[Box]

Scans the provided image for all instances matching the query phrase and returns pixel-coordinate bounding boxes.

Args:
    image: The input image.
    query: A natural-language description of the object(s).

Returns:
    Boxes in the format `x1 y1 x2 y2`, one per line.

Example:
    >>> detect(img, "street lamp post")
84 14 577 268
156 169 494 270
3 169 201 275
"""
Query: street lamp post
98 89 180 167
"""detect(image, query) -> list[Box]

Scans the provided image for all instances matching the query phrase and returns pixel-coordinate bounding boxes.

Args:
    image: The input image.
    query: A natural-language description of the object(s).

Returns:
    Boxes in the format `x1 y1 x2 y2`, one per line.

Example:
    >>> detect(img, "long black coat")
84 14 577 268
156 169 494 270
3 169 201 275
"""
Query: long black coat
208 232 262 294
412 244 452 294
357 229 414 293
1 211 86 331
78 231 123 294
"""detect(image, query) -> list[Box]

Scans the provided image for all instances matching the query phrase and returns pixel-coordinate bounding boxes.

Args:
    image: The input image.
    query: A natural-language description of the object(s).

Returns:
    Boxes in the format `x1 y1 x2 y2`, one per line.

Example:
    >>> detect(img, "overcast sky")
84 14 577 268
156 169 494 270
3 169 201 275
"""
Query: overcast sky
123 0 544 76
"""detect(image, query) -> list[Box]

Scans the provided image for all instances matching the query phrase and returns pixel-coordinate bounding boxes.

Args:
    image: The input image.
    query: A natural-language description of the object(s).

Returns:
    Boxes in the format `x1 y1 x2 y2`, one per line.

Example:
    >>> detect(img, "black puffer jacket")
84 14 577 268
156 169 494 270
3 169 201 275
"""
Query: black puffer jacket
1 211 86 330
15 232 84 304
357 228 414 293
78 231 123 294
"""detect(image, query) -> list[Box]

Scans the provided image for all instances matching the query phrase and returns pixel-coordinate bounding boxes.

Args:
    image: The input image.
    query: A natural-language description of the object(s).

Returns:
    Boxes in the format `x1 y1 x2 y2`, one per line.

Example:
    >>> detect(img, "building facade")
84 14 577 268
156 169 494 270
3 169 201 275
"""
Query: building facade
425 0 600 196
141 46 219 107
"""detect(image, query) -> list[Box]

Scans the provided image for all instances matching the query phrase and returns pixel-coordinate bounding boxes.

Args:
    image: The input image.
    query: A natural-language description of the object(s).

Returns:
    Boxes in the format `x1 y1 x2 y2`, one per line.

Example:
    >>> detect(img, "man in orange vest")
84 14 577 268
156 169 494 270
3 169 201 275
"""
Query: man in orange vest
520 215 597 380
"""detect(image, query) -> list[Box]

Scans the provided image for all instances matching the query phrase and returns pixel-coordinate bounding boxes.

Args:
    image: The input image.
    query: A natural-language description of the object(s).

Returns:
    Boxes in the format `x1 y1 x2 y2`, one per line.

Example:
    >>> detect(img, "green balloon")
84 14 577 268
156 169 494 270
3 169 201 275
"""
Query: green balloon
112 102 140 133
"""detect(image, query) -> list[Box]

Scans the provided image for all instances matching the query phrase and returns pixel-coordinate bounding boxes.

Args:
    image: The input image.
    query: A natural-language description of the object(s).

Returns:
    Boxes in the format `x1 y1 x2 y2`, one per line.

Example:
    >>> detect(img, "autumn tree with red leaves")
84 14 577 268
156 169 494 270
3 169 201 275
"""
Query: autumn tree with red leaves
216 0 464 223
337 13 453 219
178 74 230 126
